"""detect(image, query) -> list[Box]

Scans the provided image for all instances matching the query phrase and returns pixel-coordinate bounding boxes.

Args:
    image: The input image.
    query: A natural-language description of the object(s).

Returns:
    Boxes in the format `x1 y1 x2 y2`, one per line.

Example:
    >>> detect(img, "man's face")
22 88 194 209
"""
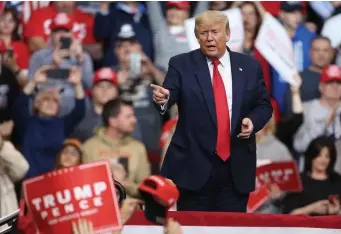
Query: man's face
51 30 73 48
196 21 229 60
241 3 259 31
54 2 76 14
279 10 302 31
115 40 142 64
320 81 341 100
111 105 137 135
92 81 119 105
166 7 189 26
310 39 334 69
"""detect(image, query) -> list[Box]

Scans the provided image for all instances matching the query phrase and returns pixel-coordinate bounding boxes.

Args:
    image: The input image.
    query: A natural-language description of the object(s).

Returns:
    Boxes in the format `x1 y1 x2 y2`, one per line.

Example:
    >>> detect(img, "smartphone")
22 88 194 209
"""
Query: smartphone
60 37 72 50
6 49 13 57
129 52 141 78
118 157 129 175
46 68 70 80
328 194 339 203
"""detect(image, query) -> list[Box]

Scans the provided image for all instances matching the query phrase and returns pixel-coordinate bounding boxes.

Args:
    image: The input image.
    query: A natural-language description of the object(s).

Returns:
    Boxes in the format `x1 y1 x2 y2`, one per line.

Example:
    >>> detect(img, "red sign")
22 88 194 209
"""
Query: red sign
256 161 302 192
23 161 122 234
247 185 269 213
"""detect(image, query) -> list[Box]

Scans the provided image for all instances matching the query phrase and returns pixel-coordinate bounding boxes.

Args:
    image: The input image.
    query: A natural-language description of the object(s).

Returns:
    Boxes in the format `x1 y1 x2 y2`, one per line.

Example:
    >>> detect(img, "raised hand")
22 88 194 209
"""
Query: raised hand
68 67 82 85
72 219 94 234
164 218 183 234
150 84 170 105
33 65 56 84
120 198 144 224
290 73 302 94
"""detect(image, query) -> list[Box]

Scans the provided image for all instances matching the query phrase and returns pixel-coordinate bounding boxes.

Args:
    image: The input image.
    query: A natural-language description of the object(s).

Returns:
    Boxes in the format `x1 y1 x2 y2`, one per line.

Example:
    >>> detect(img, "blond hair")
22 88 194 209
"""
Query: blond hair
194 10 230 35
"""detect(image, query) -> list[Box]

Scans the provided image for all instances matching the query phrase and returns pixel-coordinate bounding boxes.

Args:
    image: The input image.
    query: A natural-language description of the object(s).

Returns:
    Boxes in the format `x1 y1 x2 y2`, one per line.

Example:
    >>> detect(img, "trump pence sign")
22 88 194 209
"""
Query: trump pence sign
23 161 122 234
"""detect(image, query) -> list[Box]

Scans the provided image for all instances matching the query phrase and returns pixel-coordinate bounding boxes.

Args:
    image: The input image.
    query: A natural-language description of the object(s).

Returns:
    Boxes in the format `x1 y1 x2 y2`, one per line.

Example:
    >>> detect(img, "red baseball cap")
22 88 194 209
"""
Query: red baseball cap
92 68 118 86
50 13 74 32
320 65 341 83
0 40 7 53
166 1 190 10
139 175 179 225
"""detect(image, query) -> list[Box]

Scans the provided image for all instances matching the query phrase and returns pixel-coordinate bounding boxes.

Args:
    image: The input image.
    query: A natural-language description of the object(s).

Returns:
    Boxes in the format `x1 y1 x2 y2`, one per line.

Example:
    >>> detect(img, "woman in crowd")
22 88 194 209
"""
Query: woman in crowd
0 7 30 86
0 133 29 232
234 1 272 92
11 65 85 179
55 138 83 169
281 136 341 215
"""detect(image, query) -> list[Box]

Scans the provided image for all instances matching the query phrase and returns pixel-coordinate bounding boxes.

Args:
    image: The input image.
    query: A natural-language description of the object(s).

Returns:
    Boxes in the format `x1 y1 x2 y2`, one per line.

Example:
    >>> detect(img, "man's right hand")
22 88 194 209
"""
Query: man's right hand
150 84 170 105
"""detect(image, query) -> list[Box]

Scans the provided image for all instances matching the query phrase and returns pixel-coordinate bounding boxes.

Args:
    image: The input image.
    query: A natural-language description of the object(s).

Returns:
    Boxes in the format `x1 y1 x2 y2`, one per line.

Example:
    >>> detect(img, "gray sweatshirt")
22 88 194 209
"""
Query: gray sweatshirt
146 2 208 71
294 99 341 153
28 47 94 116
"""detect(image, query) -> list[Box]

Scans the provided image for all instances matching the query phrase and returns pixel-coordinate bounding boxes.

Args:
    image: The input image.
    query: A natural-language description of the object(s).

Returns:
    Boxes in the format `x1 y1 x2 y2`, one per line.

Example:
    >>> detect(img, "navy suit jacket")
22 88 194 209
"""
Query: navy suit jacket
158 48 273 194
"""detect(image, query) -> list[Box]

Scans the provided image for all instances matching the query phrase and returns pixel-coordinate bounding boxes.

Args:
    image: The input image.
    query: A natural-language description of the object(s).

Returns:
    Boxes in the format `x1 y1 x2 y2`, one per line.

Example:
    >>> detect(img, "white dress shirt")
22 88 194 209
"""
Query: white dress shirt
206 49 233 127
161 50 233 123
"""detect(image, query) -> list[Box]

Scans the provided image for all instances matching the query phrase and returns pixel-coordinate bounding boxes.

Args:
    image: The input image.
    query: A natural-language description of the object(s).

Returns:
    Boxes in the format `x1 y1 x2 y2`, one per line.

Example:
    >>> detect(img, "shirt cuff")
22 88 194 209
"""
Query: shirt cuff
160 95 170 115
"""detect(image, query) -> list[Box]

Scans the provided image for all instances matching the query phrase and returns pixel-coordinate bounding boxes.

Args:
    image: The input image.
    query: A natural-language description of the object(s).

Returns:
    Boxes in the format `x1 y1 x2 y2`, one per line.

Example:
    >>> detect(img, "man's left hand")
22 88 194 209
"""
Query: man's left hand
238 118 253 139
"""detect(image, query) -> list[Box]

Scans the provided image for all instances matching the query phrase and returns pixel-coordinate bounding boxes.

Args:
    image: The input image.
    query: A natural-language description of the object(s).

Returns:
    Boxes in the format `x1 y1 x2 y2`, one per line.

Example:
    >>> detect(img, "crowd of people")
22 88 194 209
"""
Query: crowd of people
0 1 341 232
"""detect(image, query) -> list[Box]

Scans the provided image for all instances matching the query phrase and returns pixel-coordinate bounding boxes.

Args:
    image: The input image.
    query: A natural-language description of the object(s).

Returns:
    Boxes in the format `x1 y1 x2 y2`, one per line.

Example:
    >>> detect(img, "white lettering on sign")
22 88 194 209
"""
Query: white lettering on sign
30 181 107 220
257 168 294 185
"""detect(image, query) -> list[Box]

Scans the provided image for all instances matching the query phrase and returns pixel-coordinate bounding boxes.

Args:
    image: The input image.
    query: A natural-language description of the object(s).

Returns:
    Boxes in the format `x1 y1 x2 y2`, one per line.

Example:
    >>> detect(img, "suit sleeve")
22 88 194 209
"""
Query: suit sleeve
154 57 181 113
248 63 273 133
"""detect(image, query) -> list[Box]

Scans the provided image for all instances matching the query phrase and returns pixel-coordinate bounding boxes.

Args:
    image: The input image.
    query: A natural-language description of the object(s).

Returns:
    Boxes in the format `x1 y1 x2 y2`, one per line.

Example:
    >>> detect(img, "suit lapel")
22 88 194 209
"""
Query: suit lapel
194 50 217 127
230 50 246 135
193 48 246 134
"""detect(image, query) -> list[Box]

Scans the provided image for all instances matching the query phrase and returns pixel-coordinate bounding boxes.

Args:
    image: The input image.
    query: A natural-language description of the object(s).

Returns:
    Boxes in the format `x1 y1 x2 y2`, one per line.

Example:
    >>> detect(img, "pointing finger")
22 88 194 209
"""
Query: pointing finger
150 84 162 91
150 84 169 96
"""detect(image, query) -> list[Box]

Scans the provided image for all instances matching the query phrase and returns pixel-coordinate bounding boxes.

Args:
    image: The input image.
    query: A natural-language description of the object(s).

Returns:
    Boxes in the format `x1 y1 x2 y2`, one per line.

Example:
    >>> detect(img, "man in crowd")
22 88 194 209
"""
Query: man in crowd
71 67 120 142
284 36 334 115
294 65 341 153
82 99 151 198
28 13 93 116
94 1 153 67
113 24 164 154
273 1 316 114
23 1 96 53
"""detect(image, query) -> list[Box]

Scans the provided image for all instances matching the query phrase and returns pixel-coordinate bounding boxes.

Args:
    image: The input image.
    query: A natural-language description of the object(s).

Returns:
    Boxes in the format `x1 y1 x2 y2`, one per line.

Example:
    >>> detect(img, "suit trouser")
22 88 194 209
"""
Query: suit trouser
177 153 249 212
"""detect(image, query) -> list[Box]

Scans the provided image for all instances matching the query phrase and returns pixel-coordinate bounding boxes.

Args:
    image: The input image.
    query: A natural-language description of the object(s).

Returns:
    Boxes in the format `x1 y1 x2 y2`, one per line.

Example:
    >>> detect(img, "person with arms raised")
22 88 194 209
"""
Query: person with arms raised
151 10 272 212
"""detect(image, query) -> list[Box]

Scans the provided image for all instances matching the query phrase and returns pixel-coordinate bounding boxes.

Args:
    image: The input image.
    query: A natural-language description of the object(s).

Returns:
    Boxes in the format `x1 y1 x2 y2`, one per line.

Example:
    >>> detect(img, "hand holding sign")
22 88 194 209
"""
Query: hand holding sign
23 161 122 234
72 219 93 234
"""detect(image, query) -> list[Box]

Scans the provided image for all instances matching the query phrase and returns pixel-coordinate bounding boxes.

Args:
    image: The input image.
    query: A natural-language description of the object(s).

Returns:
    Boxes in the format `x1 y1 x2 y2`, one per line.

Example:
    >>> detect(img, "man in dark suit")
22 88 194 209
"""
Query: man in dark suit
151 10 272 212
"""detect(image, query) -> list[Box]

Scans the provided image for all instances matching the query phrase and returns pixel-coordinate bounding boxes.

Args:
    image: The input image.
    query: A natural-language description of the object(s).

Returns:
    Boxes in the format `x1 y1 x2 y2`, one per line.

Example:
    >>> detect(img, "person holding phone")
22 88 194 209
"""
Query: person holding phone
28 13 93 116
113 24 165 154
11 65 85 179
281 136 341 215
0 7 30 86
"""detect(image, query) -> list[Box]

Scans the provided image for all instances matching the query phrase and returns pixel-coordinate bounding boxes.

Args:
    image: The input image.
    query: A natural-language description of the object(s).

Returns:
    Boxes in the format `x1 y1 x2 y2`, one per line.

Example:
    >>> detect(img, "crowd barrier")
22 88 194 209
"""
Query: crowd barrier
124 211 341 234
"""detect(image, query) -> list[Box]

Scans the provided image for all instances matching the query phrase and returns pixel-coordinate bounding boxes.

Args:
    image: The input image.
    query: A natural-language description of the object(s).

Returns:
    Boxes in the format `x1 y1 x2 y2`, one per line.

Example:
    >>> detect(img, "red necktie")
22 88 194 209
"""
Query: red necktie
212 60 231 161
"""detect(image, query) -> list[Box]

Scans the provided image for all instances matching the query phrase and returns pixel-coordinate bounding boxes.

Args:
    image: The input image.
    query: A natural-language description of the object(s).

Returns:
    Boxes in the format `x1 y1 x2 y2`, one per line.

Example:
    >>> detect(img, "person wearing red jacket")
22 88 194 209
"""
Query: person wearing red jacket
23 1 96 53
